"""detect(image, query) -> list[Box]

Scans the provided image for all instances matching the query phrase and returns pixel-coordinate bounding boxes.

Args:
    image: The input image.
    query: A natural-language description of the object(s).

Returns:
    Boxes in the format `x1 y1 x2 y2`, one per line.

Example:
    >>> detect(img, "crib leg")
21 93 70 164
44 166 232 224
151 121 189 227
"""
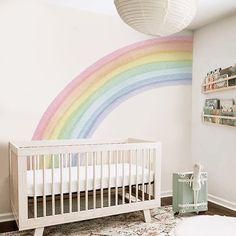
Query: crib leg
143 209 151 223
34 227 44 236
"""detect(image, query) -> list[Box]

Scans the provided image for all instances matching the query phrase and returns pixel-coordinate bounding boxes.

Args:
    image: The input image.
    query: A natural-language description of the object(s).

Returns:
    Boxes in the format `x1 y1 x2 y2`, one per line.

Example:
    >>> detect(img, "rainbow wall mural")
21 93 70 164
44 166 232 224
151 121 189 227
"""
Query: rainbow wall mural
33 35 193 140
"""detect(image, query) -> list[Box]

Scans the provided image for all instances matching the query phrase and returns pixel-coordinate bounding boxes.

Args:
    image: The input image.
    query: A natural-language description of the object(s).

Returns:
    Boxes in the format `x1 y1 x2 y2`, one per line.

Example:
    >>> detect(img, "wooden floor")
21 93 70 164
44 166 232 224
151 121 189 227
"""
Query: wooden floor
161 197 236 217
0 197 235 233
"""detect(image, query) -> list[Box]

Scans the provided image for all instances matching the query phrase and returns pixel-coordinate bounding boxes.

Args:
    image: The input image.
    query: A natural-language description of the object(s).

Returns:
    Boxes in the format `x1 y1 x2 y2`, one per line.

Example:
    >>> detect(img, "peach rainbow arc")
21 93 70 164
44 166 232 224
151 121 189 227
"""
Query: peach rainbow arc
32 36 193 140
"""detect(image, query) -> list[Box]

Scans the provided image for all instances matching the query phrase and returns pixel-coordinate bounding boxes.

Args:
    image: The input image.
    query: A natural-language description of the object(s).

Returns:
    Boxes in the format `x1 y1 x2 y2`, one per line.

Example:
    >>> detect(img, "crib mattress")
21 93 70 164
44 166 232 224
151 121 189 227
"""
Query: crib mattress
27 164 154 196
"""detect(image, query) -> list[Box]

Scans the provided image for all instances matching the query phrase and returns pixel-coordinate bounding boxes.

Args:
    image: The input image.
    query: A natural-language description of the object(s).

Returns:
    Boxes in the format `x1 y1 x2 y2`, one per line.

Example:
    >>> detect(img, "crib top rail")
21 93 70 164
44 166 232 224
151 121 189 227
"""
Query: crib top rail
9 138 161 156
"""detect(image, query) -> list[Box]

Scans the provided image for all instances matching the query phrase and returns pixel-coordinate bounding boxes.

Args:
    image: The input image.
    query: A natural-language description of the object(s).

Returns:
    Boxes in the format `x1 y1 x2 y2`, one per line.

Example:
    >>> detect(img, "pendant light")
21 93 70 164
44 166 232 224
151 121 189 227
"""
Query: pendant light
114 0 197 36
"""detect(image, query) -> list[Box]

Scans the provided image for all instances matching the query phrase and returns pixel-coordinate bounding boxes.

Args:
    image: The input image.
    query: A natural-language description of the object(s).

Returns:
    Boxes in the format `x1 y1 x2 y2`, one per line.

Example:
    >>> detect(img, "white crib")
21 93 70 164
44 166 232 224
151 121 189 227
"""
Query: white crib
9 138 162 236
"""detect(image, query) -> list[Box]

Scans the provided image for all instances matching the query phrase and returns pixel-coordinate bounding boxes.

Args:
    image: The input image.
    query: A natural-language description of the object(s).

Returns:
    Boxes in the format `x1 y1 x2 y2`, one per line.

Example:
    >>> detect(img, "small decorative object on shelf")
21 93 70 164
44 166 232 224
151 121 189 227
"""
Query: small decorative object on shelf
214 74 228 90
220 66 233 77
229 64 236 86
202 64 236 93
230 64 236 75
220 99 234 116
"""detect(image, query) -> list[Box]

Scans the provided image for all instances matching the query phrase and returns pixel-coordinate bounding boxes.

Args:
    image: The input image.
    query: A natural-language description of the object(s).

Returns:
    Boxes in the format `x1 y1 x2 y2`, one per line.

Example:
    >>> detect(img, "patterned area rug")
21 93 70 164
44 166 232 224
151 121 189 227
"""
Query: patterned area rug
1 206 181 236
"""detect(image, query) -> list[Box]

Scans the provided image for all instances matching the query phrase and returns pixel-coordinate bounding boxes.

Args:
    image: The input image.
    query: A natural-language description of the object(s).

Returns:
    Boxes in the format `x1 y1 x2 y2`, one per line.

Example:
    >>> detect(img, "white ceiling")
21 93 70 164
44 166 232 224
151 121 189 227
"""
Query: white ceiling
48 0 236 30
189 0 236 29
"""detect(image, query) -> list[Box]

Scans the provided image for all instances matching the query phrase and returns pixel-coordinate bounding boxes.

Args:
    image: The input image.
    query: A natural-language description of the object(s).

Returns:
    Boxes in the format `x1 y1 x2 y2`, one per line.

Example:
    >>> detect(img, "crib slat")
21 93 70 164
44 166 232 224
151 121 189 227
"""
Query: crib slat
115 150 118 206
122 151 125 205
142 149 145 201
52 154 55 216
30 156 33 170
43 155 46 217
36 155 39 170
108 151 111 207
129 150 132 204
135 149 138 202
148 149 151 200
60 154 64 214
93 152 96 209
69 153 72 213
85 153 88 211
154 146 161 201
101 151 103 208
152 148 155 199
77 153 80 212
65 155 68 170
33 155 37 218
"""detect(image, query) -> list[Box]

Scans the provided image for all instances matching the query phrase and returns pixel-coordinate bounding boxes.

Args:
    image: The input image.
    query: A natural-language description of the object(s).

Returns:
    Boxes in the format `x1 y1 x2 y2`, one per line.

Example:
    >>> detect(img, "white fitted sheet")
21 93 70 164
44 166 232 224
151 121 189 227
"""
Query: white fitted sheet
27 164 154 196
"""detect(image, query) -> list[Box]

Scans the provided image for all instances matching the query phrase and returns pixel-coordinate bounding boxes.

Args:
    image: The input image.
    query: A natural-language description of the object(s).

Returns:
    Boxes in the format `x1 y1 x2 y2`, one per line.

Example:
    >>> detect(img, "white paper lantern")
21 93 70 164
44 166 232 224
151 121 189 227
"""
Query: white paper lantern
114 0 197 36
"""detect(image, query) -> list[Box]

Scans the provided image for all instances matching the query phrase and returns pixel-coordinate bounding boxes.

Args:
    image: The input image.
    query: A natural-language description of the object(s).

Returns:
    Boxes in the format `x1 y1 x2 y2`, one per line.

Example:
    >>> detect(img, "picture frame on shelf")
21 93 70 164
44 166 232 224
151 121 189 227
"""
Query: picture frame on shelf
205 99 220 110
214 74 228 89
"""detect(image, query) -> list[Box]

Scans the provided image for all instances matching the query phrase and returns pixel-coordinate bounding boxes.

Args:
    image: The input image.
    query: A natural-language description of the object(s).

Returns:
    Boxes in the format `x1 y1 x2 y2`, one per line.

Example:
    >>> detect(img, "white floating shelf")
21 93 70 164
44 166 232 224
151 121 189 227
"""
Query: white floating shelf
203 114 236 120
202 75 236 94
202 114 236 128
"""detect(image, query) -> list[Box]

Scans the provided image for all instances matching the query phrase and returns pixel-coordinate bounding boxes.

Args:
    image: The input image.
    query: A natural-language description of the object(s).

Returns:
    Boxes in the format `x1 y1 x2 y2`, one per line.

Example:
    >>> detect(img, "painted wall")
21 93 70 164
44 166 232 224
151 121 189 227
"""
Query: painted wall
0 0 192 215
192 14 236 210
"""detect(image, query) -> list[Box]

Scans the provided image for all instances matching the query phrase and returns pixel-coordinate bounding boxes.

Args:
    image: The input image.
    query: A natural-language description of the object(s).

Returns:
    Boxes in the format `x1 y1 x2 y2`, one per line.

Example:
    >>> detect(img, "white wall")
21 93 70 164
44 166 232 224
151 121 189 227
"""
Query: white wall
94 86 192 196
0 0 192 216
192 14 236 210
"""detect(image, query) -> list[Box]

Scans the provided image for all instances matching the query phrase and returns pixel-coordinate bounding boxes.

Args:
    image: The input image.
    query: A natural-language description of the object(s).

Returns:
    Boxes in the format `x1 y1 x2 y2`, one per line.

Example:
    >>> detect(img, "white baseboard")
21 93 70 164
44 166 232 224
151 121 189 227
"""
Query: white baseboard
0 212 14 223
208 194 236 212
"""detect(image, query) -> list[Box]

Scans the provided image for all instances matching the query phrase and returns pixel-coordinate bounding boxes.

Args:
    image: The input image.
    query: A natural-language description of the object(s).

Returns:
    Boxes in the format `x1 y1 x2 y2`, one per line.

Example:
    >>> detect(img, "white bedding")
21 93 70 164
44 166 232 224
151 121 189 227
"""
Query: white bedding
27 164 154 196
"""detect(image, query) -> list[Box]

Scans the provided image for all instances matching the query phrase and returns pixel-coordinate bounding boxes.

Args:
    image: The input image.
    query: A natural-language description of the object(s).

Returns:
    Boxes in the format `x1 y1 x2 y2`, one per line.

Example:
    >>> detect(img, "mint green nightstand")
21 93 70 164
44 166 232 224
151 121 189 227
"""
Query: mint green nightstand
172 172 208 214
